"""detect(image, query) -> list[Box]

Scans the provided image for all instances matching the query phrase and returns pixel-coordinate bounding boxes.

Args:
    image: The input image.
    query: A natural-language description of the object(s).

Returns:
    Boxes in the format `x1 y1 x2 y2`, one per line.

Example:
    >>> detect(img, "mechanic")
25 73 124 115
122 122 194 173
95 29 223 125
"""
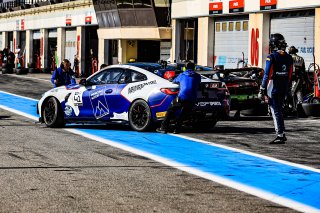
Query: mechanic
156 61 201 134
51 59 76 88
288 46 308 114
258 33 293 144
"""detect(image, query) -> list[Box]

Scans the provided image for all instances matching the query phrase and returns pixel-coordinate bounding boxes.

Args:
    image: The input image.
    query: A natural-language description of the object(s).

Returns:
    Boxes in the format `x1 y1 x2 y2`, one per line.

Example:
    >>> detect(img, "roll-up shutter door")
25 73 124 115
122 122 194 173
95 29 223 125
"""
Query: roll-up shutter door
271 10 315 69
65 28 77 64
214 16 249 69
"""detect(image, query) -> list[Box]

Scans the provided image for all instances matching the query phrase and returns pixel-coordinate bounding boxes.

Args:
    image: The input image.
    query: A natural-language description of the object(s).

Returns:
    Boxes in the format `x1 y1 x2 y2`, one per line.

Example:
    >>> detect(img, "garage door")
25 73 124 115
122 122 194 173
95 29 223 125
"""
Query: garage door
271 10 315 69
214 16 249 69
65 28 77 64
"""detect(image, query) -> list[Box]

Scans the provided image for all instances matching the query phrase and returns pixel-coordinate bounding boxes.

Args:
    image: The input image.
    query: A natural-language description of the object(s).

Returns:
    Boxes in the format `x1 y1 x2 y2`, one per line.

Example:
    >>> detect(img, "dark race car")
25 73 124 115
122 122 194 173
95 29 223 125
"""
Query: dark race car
193 66 268 117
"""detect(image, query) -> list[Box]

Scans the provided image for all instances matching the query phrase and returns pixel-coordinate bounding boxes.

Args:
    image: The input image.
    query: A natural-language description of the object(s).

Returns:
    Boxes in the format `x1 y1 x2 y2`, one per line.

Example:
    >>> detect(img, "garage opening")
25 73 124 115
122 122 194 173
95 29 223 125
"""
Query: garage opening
270 10 315 69
137 40 160 62
214 15 249 69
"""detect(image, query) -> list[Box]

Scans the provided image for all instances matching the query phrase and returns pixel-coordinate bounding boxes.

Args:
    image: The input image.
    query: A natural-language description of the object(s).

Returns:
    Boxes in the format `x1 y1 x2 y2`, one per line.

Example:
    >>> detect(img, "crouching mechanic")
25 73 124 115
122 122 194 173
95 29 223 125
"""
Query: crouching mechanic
51 59 77 88
258 33 293 144
156 61 201 134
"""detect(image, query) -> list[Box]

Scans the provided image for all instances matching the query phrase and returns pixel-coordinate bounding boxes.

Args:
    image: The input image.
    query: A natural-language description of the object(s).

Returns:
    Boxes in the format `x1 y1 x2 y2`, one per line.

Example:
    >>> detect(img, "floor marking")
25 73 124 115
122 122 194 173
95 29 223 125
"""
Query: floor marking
0 90 320 213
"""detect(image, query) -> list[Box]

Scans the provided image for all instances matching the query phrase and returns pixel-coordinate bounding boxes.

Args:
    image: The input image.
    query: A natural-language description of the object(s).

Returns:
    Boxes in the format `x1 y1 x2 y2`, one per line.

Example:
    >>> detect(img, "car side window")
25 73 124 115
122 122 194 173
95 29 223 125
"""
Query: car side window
87 71 108 85
87 68 124 85
104 69 124 84
130 70 147 82
118 70 132 84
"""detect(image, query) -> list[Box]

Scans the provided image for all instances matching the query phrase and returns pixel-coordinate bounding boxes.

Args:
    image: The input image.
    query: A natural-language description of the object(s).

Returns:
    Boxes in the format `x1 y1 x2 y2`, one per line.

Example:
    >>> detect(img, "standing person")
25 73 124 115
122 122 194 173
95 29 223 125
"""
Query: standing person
288 46 308 114
258 33 293 144
51 59 76 88
15 45 21 69
156 61 201 134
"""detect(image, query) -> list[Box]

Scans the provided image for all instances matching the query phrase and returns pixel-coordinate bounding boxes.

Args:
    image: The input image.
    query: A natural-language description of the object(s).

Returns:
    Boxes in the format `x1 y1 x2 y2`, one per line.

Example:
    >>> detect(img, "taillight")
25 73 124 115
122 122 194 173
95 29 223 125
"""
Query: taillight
227 83 240 88
164 71 176 80
160 88 179 95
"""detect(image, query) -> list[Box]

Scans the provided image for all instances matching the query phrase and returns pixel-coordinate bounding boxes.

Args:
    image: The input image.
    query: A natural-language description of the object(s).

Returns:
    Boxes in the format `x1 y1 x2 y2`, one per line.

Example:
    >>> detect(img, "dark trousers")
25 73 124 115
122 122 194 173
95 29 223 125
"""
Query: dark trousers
269 93 285 135
161 97 194 130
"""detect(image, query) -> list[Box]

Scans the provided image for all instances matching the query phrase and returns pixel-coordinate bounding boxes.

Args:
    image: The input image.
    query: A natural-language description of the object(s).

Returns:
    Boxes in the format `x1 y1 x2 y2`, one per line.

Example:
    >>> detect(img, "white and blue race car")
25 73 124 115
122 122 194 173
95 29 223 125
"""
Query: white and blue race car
38 64 230 131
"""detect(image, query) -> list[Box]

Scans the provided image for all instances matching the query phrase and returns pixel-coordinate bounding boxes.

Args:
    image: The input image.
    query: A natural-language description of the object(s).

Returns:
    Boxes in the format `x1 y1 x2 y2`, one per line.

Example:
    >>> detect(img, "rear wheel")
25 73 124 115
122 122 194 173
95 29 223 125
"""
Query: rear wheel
42 97 65 128
129 100 152 131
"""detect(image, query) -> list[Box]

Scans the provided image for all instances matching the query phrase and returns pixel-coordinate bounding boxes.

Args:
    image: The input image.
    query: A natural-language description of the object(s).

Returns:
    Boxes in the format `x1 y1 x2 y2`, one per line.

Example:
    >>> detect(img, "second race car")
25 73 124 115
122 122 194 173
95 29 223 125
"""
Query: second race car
38 64 230 131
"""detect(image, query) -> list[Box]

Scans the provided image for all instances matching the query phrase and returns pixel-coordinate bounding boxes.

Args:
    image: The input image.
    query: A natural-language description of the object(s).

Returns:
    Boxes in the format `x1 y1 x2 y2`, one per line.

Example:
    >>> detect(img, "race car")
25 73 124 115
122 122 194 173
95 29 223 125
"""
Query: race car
37 64 230 131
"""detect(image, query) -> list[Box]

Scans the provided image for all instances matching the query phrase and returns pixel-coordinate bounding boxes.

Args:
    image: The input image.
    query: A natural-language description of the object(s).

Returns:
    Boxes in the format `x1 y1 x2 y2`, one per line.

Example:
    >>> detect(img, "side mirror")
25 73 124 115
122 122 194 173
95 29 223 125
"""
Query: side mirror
79 78 87 86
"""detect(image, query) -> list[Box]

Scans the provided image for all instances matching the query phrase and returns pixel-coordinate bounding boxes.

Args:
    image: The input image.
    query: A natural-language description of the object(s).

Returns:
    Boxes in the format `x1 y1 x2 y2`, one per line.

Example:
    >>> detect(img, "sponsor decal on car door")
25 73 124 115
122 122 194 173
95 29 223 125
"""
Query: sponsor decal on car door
89 86 111 119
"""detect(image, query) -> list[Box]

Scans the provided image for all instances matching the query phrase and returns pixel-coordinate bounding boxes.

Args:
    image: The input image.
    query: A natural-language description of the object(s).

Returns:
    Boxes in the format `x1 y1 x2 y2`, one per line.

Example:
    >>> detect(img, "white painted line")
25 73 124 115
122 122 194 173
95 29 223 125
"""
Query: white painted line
0 104 38 121
0 90 39 101
64 128 320 213
174 134 320 174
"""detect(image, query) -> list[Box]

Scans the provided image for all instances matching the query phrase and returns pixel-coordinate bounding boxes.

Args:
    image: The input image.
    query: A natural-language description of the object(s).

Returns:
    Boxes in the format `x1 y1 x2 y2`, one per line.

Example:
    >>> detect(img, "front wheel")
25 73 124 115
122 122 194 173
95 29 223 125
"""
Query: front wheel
42 97 65 128
129 100 152 132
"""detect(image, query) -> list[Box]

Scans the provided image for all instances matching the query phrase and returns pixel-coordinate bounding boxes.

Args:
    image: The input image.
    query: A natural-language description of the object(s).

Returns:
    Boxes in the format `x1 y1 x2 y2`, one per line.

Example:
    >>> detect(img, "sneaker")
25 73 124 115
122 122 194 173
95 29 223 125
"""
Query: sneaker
156 128 167 134
269 136 286 144
283 134 287 142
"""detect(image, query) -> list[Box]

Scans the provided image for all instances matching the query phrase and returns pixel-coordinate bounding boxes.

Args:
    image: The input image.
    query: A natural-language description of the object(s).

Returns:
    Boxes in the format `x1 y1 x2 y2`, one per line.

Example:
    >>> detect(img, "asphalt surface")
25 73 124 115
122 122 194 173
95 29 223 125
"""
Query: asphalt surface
1 72 319 212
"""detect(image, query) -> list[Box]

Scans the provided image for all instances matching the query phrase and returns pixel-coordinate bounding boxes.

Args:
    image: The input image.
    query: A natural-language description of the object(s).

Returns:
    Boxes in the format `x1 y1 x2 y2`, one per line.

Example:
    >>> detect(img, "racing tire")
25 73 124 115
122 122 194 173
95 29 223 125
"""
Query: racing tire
129 100 152 132
42 97 65 128
302 103 320 117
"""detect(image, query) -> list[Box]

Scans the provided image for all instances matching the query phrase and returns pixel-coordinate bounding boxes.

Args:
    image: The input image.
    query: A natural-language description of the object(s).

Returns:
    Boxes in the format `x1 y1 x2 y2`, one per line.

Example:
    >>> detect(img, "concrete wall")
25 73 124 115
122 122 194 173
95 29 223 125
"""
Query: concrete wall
0 0 97 31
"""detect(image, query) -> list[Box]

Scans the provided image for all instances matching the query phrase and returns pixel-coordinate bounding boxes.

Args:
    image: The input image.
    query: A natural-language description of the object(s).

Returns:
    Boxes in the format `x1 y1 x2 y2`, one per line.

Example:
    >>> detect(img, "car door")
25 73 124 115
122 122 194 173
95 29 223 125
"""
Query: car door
81 68 125 121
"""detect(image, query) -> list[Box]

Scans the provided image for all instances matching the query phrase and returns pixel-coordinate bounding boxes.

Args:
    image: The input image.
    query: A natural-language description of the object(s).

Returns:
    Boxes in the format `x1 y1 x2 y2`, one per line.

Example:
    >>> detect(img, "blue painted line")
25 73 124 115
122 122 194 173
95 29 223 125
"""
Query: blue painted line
0 90 320 211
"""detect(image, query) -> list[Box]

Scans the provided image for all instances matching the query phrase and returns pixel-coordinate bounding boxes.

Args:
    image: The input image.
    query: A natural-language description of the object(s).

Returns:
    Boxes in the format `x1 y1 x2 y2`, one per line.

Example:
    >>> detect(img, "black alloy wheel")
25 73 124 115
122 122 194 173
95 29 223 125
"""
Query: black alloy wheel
129 100 152 131
43 97 64 128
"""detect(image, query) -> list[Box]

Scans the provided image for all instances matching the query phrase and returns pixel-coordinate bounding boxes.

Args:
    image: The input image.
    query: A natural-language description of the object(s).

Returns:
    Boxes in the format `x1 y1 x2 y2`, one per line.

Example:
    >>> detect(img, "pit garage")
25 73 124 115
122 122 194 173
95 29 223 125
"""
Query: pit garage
214 16 249 69
270 10 315 69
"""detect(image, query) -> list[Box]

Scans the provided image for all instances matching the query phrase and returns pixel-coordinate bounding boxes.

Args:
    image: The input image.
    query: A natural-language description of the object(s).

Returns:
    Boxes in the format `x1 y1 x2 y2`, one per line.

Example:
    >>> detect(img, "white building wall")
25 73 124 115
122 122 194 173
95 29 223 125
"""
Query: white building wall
172 0 320 18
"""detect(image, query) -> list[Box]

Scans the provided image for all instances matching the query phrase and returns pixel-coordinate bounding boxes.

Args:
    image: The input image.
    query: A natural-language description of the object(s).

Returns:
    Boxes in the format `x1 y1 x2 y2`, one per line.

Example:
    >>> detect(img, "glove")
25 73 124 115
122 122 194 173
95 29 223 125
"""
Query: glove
258 87 266 101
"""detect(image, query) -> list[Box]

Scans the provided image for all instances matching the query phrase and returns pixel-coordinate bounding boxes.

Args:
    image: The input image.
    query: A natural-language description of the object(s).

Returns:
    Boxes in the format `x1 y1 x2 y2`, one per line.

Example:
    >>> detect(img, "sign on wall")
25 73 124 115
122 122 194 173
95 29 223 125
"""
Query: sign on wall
66 14 72 26
260 0 277 10
229 0 244 13
21 19 25 30
85 11 92 25
209 0 223 15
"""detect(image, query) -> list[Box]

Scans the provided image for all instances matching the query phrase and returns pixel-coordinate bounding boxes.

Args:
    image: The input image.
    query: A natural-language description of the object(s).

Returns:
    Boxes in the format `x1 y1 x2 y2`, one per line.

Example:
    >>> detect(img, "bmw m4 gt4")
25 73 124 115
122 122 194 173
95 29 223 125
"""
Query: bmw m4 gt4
38 65 230 131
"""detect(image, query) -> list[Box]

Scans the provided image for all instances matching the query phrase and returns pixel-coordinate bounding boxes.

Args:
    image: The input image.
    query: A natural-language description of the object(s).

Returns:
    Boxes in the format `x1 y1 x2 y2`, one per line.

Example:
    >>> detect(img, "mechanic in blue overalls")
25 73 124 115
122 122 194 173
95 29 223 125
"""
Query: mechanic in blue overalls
51 59 76 88
258 33 293 144
157 61 201 134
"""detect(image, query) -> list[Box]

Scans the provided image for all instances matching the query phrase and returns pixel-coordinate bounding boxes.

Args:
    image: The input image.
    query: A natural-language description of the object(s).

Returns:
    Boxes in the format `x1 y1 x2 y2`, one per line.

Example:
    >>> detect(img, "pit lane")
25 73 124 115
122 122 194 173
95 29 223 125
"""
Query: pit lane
1 73 320 212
